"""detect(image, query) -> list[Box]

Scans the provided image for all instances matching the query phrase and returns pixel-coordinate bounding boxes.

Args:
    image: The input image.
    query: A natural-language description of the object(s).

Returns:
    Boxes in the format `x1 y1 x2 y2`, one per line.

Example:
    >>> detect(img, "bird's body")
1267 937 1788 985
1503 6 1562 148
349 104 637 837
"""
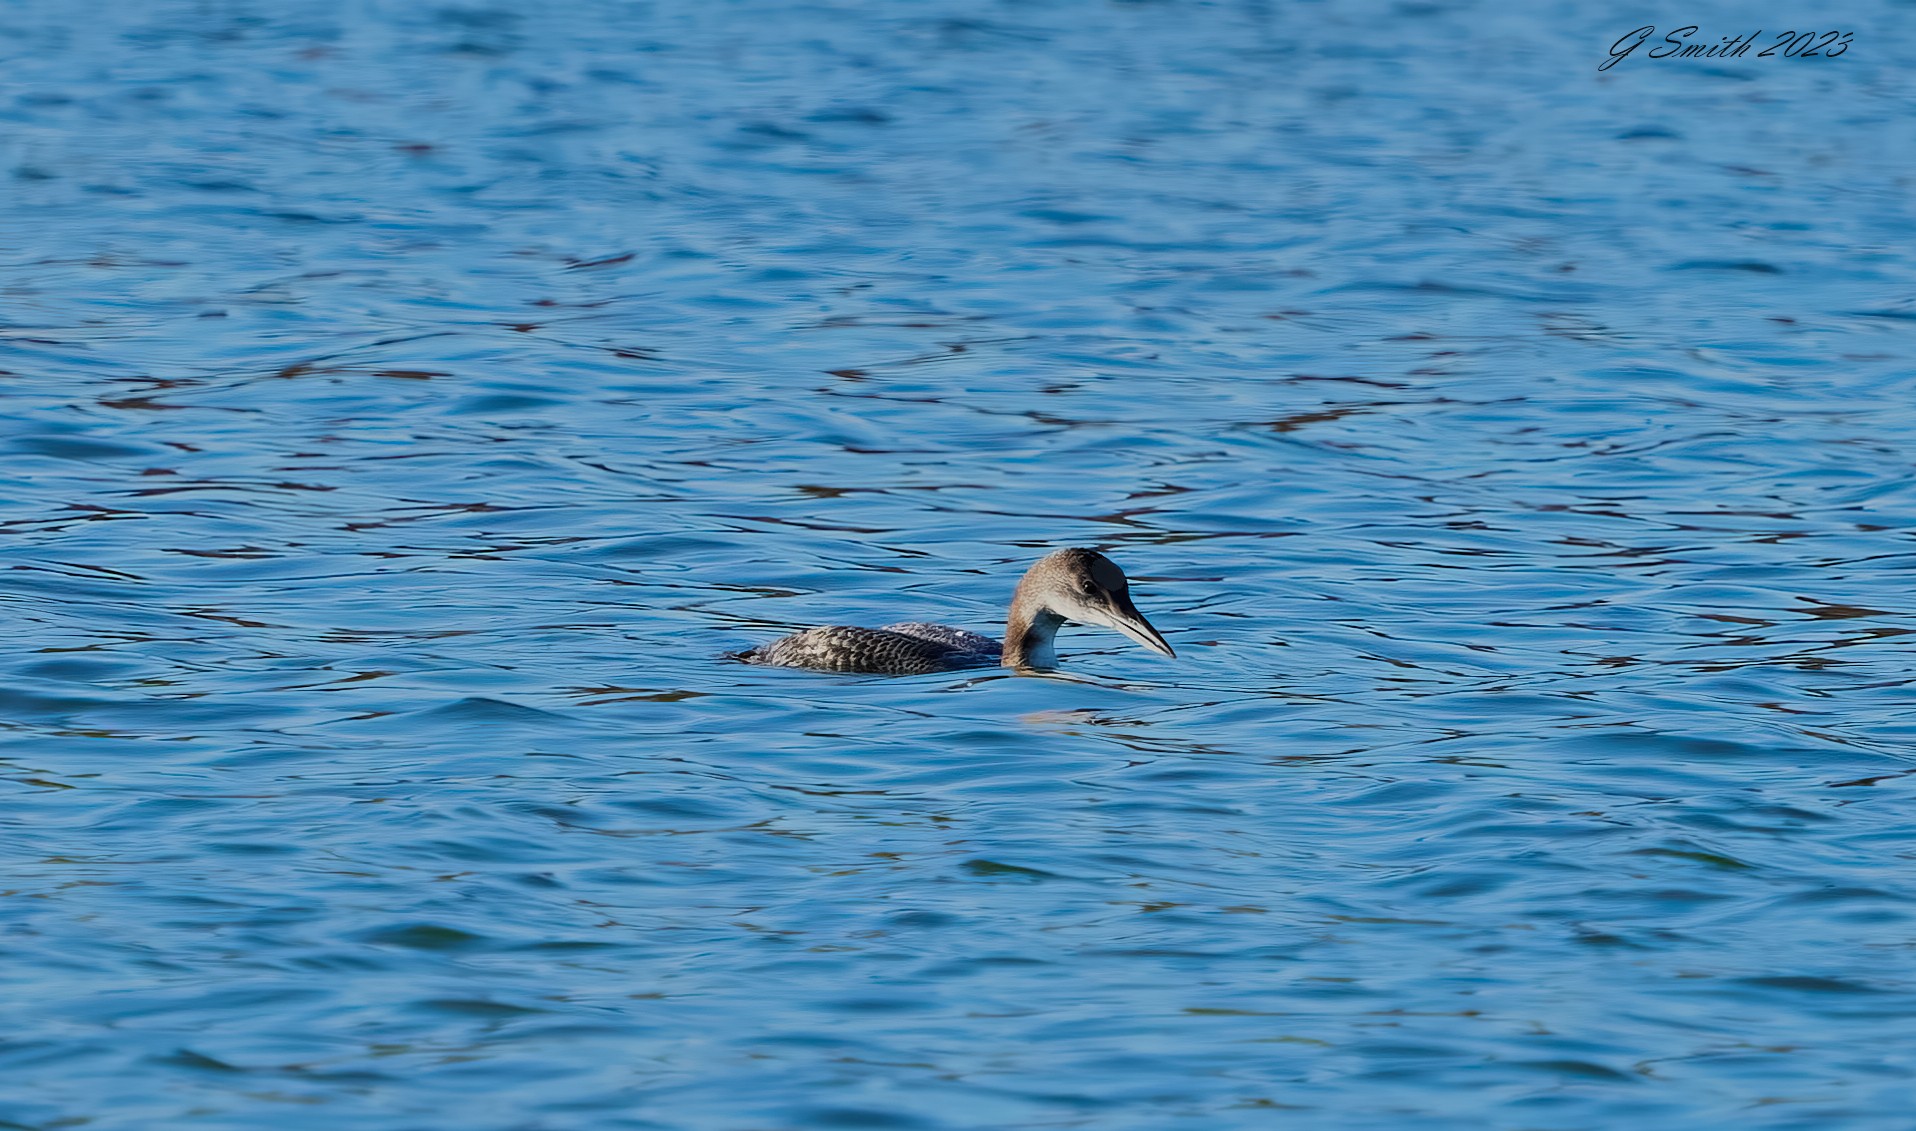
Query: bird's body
735 548 1174 675
742 624 999 675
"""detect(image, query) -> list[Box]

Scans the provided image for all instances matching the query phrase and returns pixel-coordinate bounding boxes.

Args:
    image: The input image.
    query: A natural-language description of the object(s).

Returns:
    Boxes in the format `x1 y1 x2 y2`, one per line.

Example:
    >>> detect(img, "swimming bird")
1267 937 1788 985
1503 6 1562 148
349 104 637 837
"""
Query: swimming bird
735 548 1176 675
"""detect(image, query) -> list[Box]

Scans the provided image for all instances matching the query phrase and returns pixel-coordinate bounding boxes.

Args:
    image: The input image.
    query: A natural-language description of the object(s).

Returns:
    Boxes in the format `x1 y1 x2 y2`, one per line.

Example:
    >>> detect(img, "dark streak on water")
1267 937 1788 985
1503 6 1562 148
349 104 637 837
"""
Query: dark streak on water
4 1 1916 1128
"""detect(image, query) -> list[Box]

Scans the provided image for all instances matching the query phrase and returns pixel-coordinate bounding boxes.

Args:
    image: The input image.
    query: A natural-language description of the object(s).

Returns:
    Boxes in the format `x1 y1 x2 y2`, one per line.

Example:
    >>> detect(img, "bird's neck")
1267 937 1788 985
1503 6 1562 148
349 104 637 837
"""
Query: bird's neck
1003 599 1063 670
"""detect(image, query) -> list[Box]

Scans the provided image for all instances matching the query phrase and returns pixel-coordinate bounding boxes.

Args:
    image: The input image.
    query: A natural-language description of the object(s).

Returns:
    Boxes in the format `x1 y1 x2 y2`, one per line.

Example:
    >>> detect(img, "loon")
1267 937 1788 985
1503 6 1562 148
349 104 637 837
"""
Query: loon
735 547 1176 675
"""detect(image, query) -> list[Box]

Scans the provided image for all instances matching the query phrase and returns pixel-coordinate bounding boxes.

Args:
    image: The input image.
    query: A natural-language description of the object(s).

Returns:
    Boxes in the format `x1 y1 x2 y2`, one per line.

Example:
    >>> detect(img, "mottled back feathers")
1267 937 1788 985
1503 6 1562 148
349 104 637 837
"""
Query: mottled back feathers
738 624 998 675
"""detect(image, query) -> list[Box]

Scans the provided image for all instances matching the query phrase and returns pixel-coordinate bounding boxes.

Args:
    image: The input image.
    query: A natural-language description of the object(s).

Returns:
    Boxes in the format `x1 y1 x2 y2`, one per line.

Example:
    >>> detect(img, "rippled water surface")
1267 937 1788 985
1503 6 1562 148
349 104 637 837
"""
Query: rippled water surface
6 2 1916 1127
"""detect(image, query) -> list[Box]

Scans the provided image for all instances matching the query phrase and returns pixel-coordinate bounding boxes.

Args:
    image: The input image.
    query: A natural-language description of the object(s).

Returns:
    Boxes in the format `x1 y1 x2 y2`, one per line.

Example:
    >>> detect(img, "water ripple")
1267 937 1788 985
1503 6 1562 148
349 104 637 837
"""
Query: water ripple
4 0 1916 1128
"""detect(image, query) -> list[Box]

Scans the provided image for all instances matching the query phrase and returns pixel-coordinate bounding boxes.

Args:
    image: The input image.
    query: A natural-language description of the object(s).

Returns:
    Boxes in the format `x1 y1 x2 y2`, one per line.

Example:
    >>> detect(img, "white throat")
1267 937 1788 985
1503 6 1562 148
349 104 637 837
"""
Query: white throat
1024 625 1058 668
1011 609 1064 669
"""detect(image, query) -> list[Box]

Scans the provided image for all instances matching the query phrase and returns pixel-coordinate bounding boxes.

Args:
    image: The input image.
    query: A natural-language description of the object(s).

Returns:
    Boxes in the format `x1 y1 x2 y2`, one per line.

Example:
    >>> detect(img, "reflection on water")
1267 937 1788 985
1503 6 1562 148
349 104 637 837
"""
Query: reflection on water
5 0 1916 1127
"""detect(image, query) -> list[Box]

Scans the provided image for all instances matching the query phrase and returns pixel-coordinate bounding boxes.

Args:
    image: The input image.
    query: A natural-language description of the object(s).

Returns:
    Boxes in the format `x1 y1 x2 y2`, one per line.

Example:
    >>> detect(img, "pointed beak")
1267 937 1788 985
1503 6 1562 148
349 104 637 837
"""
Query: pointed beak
1105 596 1176 658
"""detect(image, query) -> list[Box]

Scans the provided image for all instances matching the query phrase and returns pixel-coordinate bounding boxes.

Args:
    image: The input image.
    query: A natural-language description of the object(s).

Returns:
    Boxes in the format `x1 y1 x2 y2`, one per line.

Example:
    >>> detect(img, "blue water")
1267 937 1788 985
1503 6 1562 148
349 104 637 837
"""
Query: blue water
5 1 1916 1127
